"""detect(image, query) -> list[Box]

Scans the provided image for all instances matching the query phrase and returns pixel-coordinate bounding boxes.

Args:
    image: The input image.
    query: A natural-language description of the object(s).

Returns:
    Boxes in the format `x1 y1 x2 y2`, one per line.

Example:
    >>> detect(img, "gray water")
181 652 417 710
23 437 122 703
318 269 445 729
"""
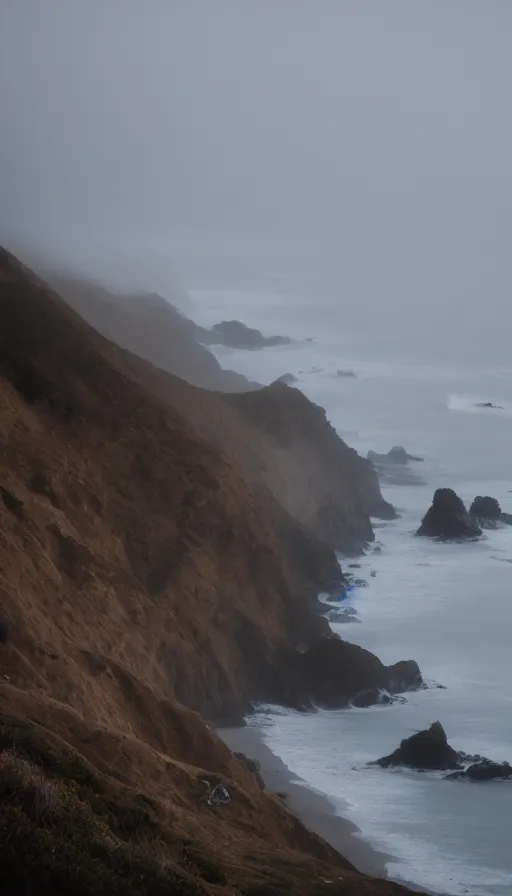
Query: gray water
189 283 512 896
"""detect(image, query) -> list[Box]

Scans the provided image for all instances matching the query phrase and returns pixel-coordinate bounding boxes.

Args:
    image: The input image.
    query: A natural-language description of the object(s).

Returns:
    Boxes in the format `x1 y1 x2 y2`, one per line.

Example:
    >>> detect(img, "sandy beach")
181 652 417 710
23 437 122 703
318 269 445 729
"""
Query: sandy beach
217 722 394 880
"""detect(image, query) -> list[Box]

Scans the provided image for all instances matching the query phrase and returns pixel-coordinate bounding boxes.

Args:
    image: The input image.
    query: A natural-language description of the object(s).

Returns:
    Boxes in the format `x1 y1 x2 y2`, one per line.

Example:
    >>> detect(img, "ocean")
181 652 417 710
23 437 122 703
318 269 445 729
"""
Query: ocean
188 281 512 896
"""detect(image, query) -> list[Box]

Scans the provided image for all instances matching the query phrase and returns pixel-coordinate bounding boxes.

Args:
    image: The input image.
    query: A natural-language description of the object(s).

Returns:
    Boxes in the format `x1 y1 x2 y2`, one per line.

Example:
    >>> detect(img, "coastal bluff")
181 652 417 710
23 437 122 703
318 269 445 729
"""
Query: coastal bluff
0 248 422 895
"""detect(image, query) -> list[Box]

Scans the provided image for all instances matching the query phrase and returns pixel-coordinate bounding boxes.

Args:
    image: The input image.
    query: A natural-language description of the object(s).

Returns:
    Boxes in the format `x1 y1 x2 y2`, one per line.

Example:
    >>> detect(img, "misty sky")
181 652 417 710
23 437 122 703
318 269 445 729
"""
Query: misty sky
1 1 511 345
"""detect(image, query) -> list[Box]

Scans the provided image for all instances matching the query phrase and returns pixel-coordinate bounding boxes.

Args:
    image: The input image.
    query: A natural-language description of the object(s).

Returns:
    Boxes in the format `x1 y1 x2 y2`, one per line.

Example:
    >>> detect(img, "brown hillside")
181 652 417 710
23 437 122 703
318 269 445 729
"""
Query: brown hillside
51 274 393 553
48 274 256 392
0 249 420 894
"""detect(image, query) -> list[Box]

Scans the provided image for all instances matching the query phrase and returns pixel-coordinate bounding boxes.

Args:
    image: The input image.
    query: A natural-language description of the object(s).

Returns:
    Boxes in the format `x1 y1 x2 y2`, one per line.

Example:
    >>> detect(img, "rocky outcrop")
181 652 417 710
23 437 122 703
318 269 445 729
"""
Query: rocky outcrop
453 760 512 782
203 319 291 350
368 446 425 487
376 722 462 770
416 488 482 539
470 495 512 528
291 637 422 710
475 401 504 410
376 722 512 783
368 446 423 465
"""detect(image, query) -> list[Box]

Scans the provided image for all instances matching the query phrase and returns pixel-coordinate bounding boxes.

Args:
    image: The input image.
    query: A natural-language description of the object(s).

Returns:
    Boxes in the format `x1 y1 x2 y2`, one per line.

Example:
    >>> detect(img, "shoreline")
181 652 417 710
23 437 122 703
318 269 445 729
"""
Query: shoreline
218 721 396 881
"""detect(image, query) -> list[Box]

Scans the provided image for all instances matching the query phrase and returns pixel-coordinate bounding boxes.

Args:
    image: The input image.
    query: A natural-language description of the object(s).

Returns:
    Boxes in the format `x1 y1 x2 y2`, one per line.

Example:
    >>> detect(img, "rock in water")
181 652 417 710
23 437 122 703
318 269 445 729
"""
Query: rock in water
376 722 463 770
470 495 501 521
416 488 482 539
368 445 424 465
367 447 425 486
207 320 290 350
375 721 512 780
465 760 512 781
475 401 504 410
470 495 512 528
295 637 422 709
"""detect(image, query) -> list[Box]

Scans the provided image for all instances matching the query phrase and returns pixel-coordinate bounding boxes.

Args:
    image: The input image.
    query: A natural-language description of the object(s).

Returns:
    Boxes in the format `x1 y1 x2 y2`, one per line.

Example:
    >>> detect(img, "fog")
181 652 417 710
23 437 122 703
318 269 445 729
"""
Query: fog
1 1 511 354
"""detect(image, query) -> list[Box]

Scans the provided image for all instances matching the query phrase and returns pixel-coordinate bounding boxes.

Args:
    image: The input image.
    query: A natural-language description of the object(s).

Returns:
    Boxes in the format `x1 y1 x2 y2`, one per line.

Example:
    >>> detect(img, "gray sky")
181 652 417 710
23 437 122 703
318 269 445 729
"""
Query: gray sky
1 1 511 345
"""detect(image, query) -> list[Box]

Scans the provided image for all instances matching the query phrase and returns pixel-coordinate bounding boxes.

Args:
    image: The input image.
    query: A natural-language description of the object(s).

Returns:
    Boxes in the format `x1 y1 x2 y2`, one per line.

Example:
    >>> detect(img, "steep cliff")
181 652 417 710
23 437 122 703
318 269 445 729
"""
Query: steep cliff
48 274 256 392
50 275 393 553
0 250 419 894
0 250 342 724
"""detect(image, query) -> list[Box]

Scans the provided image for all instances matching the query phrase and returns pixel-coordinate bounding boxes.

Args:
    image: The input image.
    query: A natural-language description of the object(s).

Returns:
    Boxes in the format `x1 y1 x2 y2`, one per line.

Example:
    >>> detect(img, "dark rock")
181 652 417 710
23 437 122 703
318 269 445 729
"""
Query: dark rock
376 722 462 770
296 636 422 709
470 495 501 521
351 688 393 708
471 499 500 529
207 320 291 350
367 446 425 486
376 723 512 781
447 759 512 782
368 446 423 466
416 488 482 539
470 495 512 528
336 369 357 379
475 401 504 410
465 760 512 781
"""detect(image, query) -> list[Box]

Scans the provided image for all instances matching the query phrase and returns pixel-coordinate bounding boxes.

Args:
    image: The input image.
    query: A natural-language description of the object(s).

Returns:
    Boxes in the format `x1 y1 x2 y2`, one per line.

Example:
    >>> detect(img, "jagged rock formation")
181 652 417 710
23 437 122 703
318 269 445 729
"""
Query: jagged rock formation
375 722 512 783
0 249 421 894
375 722 461 770
416 489 482 539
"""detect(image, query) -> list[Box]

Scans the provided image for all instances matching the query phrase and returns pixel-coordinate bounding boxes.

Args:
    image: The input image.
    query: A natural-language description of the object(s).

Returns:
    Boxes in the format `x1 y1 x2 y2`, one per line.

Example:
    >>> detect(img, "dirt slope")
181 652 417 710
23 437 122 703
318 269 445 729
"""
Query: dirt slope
0 249 421 895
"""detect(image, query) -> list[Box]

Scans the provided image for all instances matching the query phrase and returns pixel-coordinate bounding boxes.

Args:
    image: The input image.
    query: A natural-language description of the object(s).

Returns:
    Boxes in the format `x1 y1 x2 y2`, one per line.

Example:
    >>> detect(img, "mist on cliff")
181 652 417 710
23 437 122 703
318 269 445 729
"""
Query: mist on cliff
1 1 511 356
